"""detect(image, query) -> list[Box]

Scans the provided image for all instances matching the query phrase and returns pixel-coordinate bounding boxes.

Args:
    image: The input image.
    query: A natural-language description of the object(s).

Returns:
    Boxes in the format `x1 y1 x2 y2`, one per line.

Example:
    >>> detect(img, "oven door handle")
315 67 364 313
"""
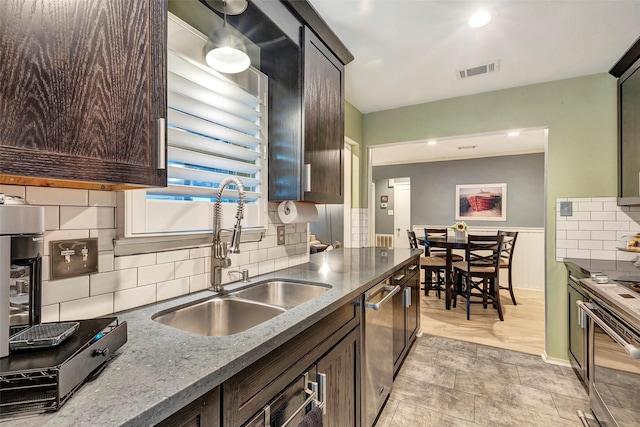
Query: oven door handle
577 300 640 359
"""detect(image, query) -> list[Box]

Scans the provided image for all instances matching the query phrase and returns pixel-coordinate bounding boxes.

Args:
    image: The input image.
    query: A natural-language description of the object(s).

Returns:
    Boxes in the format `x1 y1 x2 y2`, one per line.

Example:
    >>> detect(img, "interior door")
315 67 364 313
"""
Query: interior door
393 183 411 248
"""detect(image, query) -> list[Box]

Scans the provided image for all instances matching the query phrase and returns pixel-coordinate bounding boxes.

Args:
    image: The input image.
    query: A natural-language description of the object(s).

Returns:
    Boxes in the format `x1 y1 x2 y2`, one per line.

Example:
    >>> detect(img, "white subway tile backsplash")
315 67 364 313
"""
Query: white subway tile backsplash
89 190 117 207
259 260 275 275
60 206 115 229
99 252 115 272
60 294 113 321
138 263 174 286
157 249 190 264
42 276 90 305
91 228 116 251
189 246 210 259
274 257 289 271
566 249 590 258
114 253 157 270
157 278 190 301
603 201 621 211
577 201 603 211
591 211 617 221
566 231 590 240
175 258 205 279
604 221 630 231
90 268 137 295
190 273 209 292
115 284 156 312
579 221 603 231
557 240 578 249
42 256 50 282
565 211 591 221
27 186 88 206
41 304 60 323
250 249 268 264
590 231 617 241
556 221 580 230
44 206 60 231
579 240 602 250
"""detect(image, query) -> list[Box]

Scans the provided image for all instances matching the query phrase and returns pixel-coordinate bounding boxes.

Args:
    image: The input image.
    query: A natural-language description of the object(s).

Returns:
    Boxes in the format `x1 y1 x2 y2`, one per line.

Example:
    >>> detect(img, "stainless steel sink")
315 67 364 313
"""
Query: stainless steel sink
231 280 330 308
152 298 286 336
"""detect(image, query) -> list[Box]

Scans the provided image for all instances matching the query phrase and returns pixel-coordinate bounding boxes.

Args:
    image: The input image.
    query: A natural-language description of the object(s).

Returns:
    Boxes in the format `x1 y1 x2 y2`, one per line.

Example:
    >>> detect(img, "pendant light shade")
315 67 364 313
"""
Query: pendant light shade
203 0 250 74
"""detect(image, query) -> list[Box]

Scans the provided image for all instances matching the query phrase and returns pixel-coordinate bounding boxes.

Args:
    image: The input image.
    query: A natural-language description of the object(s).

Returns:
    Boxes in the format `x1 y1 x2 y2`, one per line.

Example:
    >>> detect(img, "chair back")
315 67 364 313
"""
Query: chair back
407 230 418 249
497 230 518 267
465 234 503 275
423 228 448 256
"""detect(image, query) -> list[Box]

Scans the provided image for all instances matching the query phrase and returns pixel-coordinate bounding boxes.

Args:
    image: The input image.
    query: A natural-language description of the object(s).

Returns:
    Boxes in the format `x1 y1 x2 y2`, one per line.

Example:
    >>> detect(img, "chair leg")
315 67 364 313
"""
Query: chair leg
482 278 488 309
508 266 517 305
466 276 471 320
492 278 504 321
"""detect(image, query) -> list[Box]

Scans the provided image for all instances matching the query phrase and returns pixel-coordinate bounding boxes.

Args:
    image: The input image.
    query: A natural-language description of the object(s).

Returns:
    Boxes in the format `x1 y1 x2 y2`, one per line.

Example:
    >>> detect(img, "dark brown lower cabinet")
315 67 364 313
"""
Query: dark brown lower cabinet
316 328 360 427
155 387 219 427
393 261 420 376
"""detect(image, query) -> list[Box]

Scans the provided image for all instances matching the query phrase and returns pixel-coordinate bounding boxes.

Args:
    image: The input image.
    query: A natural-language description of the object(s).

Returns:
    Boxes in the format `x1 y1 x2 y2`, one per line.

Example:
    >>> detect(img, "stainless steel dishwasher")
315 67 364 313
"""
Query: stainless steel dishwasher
362 276 401 427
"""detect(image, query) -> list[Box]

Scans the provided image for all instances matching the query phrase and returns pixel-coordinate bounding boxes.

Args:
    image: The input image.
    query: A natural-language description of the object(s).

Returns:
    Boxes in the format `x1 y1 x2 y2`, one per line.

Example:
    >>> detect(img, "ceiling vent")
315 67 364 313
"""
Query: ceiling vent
457 145 477 150
457 60 500 79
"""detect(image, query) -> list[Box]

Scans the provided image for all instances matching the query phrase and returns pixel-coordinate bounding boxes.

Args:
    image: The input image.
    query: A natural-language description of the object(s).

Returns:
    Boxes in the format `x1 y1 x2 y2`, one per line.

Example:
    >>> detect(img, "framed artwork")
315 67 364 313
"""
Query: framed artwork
455 183 507 221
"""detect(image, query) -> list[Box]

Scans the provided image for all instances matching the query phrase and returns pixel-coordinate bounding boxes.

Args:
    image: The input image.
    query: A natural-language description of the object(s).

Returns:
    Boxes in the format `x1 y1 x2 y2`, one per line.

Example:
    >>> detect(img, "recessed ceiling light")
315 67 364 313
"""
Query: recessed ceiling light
469 11 492 28
427 140 437 145
508 132 520 137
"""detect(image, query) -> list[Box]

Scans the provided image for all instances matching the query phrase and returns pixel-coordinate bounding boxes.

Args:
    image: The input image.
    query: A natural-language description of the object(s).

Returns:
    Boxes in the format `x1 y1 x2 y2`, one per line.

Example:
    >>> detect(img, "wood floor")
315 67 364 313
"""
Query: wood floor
420 286 546 356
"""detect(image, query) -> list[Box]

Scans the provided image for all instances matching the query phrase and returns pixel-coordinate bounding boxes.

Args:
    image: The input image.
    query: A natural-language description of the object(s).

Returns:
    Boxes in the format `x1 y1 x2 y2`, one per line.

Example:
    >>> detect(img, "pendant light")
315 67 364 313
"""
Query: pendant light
203 0 250 74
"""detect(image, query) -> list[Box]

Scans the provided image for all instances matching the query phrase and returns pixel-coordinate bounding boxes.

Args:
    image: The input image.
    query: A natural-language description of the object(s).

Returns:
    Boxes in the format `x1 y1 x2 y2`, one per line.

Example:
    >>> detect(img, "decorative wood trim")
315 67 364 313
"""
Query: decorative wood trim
610 35 640 77
281 0 354 65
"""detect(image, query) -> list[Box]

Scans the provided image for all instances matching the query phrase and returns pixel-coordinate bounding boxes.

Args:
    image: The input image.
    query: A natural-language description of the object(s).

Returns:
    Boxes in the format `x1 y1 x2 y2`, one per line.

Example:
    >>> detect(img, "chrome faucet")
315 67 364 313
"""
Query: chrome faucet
211 177 245 292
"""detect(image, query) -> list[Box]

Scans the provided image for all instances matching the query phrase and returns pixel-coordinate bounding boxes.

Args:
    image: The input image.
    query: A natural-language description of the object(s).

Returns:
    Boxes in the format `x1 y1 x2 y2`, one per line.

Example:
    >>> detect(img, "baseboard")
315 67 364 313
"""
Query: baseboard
541 351 571 367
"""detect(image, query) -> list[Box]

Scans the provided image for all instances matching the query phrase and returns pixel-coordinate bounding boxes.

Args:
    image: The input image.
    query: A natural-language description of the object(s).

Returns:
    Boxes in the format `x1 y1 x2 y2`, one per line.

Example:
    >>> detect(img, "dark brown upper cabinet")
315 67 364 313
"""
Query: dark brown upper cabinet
611 36 640 205
302 26 345 204
0 0 167 189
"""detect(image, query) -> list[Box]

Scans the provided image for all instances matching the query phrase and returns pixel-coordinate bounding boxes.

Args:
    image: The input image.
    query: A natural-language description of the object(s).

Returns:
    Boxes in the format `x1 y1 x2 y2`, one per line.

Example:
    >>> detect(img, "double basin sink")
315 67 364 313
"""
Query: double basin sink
152 280 330 336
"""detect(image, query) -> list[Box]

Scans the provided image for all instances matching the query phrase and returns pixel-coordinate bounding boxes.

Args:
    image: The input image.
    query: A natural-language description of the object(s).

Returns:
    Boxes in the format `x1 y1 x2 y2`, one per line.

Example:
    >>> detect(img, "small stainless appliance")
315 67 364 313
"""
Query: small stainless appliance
0 194 44 358
362 276 400 427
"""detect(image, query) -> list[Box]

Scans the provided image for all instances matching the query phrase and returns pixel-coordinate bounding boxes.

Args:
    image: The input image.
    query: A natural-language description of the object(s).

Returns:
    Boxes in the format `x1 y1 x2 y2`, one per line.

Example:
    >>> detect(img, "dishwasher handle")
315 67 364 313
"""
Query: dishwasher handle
365 285 401 310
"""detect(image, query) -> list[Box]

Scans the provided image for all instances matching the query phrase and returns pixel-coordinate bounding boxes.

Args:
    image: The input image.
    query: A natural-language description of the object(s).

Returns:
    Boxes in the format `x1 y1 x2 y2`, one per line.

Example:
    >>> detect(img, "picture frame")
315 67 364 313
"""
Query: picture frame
380 195 388 203
455 183 507 221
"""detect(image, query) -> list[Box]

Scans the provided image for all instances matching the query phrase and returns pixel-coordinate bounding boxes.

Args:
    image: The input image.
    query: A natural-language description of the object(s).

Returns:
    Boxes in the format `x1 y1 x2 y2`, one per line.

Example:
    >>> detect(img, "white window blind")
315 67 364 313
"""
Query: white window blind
123 13 268 237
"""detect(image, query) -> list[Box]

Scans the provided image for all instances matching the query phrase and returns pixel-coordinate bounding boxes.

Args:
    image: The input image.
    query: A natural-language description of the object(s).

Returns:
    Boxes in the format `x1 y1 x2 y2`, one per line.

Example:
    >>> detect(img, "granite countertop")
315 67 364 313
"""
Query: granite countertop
565 258 640 330
5 247 421 427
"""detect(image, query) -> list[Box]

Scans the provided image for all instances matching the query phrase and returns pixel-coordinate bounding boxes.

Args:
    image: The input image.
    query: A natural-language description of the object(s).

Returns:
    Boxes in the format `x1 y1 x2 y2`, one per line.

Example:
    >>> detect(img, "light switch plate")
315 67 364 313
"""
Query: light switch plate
50 238 99 280
388 210 394 215
560 201 573 217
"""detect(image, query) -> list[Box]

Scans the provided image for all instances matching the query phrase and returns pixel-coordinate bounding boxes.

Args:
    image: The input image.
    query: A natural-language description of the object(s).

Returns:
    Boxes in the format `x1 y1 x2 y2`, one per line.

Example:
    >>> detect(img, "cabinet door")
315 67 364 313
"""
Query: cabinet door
155 387 220 427
303 27 344 203
392 285 406 370
0 0 167 188
316 328 359 427
406 273 420 344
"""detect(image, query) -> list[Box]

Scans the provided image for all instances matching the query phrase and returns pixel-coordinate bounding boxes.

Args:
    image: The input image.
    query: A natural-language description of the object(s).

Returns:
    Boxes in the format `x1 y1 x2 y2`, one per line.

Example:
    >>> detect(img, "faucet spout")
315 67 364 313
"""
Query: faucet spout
211 177 245 292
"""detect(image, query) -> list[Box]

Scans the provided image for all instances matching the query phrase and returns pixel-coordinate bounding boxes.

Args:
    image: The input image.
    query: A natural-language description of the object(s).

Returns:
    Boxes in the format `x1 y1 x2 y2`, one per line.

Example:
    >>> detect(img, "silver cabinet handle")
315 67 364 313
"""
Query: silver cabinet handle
577 301 587 329
568 274 582 285
403 287 411 308
157 118 166 169
304 164 311 192
394 273 405 282
407 264 417 272
577 300 640 358
365 285 401 310
317 372 327 415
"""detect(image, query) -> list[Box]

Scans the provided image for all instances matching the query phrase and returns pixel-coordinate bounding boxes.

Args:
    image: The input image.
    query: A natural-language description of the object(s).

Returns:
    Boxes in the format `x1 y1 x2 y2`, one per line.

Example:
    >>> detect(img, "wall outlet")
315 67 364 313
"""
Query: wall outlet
50 238 99 280
277 225 285 245
560 201 573 216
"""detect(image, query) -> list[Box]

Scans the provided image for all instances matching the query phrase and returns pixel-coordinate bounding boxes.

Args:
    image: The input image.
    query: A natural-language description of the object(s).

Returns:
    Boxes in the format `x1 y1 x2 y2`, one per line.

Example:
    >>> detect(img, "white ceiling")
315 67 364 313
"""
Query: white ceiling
307 0 640 115
307 0 639 164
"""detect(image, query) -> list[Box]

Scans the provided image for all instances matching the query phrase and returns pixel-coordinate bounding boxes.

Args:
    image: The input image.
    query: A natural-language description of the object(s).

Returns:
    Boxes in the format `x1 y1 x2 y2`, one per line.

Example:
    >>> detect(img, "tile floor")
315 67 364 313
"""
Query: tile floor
377 335 590 426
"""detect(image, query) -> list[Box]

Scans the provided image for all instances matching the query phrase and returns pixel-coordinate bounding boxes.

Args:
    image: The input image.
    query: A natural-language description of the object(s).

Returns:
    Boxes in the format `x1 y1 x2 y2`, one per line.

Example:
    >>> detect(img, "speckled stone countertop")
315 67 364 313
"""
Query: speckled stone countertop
5 247 421 427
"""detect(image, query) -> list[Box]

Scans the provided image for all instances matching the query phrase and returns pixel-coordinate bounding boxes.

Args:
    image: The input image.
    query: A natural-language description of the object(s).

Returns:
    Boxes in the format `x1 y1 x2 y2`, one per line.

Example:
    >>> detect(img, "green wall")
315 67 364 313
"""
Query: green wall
345 100 363 208
359 73 618 360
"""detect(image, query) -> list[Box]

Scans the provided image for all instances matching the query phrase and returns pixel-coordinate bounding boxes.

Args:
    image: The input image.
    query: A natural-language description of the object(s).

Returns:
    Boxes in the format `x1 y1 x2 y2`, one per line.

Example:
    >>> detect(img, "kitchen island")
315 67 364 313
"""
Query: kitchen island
5 247 421 427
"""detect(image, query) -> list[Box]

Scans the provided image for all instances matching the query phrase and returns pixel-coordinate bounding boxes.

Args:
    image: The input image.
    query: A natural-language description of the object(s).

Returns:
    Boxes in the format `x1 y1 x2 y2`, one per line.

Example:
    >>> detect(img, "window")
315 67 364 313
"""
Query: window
123 14 268 238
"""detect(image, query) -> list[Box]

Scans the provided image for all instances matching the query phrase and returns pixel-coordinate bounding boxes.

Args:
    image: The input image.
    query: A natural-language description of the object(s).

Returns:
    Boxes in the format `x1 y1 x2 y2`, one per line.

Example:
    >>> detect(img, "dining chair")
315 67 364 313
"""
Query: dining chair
451 234 504 321
423 228 463 262
407 230 446 298
497 230 519 305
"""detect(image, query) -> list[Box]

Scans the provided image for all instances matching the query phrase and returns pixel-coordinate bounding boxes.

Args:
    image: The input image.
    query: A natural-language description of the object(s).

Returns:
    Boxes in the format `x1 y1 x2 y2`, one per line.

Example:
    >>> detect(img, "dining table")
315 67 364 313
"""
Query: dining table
418 235 468 310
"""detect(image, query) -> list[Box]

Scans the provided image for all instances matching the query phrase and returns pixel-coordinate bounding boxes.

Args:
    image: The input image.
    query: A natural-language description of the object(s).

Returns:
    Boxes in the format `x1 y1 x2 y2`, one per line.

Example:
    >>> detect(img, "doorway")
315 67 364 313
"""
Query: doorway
393 180 411 248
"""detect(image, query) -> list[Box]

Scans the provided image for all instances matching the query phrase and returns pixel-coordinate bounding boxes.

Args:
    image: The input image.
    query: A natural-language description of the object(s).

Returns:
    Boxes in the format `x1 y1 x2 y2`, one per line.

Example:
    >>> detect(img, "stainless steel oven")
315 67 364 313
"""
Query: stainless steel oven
578 300 640 426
